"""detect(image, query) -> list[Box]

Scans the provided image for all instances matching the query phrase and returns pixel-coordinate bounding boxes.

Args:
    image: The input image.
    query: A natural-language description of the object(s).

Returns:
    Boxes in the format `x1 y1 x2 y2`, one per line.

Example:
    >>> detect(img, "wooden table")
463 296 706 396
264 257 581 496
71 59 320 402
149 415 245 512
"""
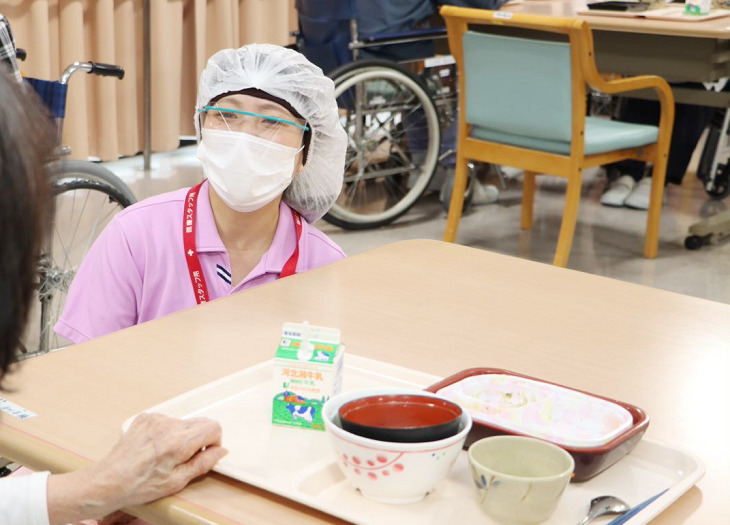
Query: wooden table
505 0 730 106
1 240 728 524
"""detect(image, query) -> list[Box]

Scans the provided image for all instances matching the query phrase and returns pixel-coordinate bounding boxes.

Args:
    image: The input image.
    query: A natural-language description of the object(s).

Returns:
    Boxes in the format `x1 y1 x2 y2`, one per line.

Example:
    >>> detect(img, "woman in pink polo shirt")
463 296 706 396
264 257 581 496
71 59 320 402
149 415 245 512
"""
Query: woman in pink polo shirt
55 44 347 343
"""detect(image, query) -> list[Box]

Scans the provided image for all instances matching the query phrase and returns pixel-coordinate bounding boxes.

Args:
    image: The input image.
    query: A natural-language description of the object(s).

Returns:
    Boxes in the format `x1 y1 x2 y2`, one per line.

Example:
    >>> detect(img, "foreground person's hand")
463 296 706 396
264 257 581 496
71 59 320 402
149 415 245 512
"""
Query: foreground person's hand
47 413 227 525
96 510 138 525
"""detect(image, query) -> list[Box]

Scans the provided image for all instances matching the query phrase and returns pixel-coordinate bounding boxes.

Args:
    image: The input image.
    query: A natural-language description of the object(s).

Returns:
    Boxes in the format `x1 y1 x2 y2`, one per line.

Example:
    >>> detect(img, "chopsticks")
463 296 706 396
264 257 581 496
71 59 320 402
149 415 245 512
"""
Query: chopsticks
605 488 669 525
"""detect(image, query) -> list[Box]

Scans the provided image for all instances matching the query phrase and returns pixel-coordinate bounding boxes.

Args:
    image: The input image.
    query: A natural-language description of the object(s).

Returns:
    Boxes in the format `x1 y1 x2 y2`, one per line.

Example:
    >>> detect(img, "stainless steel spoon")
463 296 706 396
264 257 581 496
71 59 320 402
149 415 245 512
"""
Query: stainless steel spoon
576 495 631 525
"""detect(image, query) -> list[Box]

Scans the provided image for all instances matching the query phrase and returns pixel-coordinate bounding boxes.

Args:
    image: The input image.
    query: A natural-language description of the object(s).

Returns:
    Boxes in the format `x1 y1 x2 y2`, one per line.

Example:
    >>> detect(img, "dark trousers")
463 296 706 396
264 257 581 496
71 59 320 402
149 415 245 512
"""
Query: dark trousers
609 83 715 185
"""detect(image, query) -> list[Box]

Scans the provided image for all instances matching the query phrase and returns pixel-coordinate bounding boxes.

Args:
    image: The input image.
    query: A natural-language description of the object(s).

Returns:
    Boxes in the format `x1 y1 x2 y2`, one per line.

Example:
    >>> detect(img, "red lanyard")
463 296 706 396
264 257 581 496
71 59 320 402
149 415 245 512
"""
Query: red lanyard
183 182 302 305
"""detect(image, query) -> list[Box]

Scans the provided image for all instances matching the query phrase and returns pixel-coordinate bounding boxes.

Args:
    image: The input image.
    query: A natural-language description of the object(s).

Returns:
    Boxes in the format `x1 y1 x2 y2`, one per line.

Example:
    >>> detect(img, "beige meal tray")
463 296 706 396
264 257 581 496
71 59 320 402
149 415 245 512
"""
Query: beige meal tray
124 355 705 524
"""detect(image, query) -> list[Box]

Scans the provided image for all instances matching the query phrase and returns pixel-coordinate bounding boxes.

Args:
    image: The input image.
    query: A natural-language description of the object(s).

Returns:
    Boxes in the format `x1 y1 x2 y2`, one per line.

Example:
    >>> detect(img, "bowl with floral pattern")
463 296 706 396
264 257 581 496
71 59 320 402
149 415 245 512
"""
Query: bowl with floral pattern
323 387 472 504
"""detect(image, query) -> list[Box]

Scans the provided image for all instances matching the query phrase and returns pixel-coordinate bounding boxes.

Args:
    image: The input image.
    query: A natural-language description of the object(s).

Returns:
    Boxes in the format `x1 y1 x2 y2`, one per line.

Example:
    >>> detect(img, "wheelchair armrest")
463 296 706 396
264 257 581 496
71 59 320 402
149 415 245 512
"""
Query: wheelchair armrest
362 26 447 44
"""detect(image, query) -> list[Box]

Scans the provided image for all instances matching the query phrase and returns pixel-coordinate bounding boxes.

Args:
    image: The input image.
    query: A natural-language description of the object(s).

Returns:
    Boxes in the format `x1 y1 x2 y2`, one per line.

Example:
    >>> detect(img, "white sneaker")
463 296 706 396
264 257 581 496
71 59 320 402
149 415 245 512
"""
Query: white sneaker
472 181 499 205
600 174 636 207
625 177 666 210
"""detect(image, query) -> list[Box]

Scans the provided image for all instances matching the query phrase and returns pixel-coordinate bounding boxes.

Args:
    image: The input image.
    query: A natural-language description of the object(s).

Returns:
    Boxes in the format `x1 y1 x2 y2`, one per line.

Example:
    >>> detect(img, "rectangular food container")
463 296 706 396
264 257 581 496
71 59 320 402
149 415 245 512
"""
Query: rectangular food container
425 368 649 482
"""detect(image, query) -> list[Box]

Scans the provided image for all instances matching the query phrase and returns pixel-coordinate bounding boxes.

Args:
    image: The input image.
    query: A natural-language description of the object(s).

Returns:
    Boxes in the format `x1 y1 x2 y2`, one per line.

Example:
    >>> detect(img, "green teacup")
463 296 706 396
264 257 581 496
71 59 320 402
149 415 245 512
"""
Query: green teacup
468 436 574 524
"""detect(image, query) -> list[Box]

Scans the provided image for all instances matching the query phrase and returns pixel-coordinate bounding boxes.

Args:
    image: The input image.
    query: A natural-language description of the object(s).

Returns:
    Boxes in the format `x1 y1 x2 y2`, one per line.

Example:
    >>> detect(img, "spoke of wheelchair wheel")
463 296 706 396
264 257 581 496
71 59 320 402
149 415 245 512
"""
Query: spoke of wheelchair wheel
402 101 425 123
379 177 404 206
82 201 119 256
366 79 414 125
371 115 407 152
52 183 81 268
345 147 357 173
344 179 361 201
372 113 399 140
345 130 359 151
372 103 397 127
368 118 415 172
59 188 92 270
351 181 373 209
366 104 418 157
390 144 413 168
56 191 119 271
52 216 74 273
384 187 404 207
48 297 64 345
373 95 413 128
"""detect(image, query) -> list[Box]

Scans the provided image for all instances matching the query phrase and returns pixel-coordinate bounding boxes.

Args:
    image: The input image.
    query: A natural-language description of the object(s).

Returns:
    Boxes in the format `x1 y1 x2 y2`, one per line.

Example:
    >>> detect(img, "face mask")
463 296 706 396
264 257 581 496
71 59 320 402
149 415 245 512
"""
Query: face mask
196 128 302 212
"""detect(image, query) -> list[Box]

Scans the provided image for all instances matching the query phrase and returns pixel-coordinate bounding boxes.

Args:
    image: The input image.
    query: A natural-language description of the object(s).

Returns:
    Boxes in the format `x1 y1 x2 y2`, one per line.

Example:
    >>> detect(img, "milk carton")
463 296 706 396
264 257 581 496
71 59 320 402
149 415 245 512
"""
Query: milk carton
686 0 711 14
272 322 344 431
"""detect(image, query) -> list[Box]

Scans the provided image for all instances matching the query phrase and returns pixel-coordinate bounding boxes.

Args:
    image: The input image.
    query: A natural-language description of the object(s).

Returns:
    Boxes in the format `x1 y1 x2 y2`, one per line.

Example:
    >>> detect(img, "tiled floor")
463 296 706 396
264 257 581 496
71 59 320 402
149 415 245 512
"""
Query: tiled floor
104 145 730 305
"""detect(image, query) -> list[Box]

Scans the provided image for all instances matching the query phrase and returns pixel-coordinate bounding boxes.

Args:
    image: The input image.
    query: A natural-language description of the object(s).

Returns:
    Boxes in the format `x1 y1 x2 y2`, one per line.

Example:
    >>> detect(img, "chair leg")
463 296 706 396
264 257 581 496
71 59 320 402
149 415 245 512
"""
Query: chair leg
644 160 667 258
521 171 536 229
553 170 582 268
443 155 470 242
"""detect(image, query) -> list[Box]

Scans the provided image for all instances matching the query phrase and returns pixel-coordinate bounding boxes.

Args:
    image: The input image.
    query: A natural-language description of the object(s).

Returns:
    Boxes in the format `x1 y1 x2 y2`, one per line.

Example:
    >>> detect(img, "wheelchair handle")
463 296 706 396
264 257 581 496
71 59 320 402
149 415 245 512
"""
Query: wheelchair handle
60 62 124 84
89 62 125 80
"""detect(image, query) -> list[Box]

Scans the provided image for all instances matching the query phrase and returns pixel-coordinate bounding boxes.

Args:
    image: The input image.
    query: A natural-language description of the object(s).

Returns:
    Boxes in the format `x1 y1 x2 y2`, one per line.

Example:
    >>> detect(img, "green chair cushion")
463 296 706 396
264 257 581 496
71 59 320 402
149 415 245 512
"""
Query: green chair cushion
471 117 659 155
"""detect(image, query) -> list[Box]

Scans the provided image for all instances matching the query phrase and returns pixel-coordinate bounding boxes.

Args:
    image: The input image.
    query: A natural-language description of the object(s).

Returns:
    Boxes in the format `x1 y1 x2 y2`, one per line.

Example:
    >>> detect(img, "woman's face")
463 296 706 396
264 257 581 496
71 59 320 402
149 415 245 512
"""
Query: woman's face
201 94 307 150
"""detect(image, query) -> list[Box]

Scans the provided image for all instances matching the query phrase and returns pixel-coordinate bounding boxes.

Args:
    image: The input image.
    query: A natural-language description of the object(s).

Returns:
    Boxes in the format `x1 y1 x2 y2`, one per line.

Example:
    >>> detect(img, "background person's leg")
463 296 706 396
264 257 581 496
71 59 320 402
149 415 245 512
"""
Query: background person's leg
604 86 715 209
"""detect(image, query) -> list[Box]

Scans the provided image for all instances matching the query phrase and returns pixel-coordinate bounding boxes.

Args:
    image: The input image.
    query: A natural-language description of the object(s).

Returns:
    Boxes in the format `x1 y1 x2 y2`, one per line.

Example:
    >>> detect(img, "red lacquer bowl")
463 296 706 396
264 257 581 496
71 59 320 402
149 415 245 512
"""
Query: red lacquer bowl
338 394 463 443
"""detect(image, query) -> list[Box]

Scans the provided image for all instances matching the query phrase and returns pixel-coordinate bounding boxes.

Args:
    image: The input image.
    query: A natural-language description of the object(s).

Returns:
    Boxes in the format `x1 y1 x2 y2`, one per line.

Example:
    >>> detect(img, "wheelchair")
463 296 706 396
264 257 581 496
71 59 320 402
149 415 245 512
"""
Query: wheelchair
15 49 137 357
295 0 463 229
697 106 730 199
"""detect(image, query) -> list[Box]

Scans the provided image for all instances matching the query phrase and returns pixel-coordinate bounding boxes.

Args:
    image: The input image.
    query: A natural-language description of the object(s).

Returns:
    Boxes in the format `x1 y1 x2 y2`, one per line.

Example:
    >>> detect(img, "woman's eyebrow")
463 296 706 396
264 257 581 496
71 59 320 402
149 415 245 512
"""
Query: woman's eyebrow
251 101 296 117
216 98 301 120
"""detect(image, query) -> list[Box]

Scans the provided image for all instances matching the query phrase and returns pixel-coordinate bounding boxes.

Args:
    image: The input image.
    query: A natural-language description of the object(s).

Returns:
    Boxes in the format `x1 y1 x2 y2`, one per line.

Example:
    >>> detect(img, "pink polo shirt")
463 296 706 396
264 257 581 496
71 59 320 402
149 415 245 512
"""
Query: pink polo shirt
55 181 345 344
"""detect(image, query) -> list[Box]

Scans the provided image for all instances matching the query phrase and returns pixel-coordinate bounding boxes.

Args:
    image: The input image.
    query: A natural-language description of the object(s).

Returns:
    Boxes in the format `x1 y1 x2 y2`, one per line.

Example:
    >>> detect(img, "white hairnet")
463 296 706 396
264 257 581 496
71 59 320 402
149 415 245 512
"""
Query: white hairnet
195 43 346 223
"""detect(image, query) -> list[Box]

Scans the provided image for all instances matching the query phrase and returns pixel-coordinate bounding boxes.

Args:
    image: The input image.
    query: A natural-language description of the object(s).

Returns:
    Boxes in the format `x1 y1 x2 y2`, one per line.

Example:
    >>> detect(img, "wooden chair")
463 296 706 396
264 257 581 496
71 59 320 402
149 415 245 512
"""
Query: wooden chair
440 6 674 267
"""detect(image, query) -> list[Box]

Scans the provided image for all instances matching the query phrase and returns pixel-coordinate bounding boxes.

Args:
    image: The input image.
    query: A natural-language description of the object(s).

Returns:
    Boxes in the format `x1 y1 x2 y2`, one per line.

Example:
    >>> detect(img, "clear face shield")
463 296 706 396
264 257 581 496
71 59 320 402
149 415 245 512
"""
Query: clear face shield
198 94 309 148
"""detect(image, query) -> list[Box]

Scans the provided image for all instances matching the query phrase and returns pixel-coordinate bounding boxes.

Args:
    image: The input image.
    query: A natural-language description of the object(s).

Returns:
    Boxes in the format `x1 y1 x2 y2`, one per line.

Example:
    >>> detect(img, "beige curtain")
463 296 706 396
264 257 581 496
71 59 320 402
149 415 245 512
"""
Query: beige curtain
6 0 296 160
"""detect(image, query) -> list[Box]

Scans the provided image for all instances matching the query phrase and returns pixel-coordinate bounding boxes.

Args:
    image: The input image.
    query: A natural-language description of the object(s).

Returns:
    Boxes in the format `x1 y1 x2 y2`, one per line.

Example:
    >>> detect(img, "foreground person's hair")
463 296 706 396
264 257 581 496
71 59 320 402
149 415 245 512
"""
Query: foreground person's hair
0 70 55 388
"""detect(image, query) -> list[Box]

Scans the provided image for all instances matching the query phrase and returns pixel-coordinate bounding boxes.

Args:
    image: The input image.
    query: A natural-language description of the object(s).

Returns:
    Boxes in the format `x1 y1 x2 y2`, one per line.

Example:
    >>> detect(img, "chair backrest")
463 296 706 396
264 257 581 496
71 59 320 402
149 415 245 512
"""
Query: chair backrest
441 7 593 151
463 31 572 142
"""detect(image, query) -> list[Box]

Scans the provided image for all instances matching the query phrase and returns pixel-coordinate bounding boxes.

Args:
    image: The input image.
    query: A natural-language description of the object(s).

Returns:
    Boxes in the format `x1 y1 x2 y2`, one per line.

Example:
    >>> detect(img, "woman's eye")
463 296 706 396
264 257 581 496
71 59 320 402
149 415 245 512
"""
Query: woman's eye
220 112 238 120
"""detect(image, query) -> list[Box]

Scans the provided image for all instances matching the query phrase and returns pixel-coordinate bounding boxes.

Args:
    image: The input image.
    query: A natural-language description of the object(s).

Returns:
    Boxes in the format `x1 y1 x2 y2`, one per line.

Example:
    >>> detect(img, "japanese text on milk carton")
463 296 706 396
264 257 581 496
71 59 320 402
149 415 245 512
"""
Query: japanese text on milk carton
272 322 344 431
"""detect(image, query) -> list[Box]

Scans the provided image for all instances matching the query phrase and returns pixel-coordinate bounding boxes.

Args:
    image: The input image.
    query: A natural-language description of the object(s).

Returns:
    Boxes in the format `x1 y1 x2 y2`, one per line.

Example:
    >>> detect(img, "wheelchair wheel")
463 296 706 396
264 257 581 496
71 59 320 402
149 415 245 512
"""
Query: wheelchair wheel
19 164 135 358
324 59 441 229
47 158 138 204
